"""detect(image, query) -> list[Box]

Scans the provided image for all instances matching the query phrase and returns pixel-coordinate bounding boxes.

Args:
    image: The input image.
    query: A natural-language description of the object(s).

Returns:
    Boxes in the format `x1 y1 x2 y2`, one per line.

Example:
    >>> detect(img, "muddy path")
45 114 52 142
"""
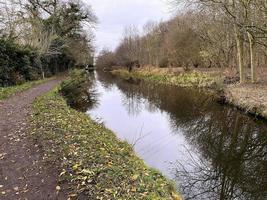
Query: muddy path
0 79 67 200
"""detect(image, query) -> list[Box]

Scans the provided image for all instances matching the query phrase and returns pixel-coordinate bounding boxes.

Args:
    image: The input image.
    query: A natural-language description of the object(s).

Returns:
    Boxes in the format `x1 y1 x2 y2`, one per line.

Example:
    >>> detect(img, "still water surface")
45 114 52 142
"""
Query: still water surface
86 72 267 200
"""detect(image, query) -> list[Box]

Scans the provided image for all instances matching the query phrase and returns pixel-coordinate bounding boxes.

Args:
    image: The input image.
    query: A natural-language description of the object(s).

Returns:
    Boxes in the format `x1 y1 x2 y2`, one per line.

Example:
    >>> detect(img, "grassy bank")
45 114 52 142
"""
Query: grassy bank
112 68 223 89
30 89 181 199
0 78 51 100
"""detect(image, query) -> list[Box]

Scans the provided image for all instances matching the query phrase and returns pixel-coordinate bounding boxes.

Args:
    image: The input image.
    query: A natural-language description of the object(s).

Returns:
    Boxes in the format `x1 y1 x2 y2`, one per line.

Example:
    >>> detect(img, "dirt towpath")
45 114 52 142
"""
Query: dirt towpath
0 79 66 200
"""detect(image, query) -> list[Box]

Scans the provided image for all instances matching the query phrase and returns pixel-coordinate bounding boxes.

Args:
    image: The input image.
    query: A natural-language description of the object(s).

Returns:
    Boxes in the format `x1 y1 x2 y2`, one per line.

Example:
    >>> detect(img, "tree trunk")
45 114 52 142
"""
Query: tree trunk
247 31 256 83
42 71 45 79
234 25 245 83
41 65 45 79
37 55 45 79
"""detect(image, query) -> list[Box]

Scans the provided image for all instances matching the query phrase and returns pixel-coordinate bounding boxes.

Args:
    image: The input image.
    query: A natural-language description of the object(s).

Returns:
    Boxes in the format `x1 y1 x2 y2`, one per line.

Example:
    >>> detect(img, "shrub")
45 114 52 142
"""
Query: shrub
60 70 95 111
9 72 25 85
159 57 169 68
0 38 86 87
0 39 41 86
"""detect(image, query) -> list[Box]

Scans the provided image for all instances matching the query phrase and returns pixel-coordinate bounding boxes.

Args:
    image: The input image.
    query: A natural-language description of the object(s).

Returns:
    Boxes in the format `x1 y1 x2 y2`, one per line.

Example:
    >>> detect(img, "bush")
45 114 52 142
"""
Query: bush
159 57 169 68
9 72 25 85
0 39 42 86
0 38 85 87
60 70 94 111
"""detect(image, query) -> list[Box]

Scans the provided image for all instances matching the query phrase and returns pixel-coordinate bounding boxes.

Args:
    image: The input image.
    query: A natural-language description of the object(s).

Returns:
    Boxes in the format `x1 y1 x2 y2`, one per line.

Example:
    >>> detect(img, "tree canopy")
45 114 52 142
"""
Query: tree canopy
0 0 96 86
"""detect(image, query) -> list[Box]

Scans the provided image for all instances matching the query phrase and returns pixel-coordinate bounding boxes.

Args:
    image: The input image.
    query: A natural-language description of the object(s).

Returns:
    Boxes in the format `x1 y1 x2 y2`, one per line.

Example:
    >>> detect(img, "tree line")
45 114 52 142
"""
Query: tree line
96 0 267 83
0 0 96 86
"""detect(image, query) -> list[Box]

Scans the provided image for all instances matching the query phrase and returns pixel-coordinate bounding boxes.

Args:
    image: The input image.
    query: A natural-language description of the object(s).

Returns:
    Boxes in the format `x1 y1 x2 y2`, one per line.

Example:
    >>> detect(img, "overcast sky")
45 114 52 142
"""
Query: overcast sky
88 0 172 54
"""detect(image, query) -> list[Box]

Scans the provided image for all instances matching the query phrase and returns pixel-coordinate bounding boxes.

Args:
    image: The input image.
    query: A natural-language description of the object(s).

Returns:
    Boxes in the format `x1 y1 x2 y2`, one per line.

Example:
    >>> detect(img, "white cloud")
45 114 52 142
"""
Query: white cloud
86 0 172 54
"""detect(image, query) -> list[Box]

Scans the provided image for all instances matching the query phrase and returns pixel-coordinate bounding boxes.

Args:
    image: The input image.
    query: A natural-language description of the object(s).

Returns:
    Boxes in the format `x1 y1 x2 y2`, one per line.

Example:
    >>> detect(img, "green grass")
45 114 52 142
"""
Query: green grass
112 69 223 89
0 79 51 100
30 89 182 200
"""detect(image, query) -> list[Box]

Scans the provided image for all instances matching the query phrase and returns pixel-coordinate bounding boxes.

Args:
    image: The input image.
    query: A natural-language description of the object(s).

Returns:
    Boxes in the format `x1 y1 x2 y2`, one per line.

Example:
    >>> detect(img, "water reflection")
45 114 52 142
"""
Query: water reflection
88 72 267 200
175 111 267 199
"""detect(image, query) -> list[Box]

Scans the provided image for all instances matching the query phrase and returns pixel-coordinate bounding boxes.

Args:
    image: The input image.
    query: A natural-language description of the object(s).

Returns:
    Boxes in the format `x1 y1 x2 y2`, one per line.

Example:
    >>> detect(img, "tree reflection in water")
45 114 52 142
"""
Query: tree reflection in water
92 72 267 200
173 111 267 200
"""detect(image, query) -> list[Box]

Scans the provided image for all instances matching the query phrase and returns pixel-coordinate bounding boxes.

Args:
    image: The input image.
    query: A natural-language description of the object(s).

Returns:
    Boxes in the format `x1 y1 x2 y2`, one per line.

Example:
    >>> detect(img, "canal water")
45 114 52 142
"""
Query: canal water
86 72 267 200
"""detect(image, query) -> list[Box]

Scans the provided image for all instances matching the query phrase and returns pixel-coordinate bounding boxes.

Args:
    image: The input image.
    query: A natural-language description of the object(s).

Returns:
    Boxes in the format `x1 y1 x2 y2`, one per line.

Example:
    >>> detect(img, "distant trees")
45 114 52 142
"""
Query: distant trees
97 1 267 84
115 26 141 66
163 14 202 70
0 0 96 86
182 0 267 83
170 0 267 83
96 49 117 70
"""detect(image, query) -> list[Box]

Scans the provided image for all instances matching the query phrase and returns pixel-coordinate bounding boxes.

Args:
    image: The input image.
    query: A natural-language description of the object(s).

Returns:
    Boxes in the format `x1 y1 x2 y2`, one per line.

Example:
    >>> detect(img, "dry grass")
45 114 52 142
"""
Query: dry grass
112 68 222 89
225 84 267 118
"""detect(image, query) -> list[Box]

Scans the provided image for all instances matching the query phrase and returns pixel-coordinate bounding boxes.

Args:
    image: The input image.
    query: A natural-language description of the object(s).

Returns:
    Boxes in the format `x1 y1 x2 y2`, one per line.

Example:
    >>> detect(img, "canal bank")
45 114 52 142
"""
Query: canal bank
30 71 181 200
87 71 267 200
111 68 267 119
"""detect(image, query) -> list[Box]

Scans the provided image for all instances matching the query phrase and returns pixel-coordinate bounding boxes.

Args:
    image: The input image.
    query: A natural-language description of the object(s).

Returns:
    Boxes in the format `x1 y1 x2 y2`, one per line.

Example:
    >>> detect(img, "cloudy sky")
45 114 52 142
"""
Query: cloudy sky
88 0 173 54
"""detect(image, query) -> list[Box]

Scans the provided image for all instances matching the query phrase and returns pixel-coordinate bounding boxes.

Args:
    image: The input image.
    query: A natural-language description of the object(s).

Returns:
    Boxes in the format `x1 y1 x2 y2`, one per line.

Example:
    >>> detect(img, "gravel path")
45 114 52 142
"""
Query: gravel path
0 79 67 200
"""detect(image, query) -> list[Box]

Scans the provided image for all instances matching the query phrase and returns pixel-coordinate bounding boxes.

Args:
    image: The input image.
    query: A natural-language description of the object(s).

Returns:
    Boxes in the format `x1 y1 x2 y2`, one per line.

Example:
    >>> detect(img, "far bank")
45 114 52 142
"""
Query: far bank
111 67 267 119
